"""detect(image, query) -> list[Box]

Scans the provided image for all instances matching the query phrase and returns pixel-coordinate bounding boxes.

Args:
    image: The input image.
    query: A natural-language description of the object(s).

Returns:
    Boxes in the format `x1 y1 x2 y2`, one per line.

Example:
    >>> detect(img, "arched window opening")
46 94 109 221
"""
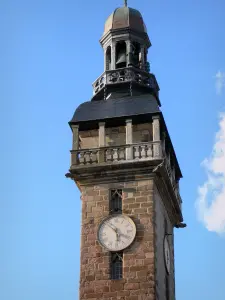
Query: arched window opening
116 41 127 69
106 46 111 71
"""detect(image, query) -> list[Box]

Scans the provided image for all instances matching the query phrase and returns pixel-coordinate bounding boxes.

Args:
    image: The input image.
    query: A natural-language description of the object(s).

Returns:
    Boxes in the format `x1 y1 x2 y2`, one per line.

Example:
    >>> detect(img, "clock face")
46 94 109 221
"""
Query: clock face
97 215 136 252
164 235 171 274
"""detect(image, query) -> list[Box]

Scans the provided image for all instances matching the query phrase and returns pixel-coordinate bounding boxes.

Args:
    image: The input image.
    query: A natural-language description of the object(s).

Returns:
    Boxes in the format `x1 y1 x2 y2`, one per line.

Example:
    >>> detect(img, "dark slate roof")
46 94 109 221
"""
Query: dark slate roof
70 94 160 124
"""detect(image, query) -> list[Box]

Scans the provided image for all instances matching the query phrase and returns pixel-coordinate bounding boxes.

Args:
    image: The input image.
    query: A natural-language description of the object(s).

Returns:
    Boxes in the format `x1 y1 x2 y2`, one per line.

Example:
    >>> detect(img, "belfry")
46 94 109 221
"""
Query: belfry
66 1 185 299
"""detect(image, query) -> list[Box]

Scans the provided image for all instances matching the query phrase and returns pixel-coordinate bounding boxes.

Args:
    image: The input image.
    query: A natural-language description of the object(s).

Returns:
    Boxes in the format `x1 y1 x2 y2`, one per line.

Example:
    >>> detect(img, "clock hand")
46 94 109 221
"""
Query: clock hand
119 233 131 239
106 222 117 231
106 223 120 241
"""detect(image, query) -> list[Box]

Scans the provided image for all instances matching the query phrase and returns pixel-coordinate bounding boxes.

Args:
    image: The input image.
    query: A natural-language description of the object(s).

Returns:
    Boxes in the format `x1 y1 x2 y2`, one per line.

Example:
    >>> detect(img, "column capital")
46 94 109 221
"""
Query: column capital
152 115 160 120
99 122 105 127
125 119 132 124
71 124 79 130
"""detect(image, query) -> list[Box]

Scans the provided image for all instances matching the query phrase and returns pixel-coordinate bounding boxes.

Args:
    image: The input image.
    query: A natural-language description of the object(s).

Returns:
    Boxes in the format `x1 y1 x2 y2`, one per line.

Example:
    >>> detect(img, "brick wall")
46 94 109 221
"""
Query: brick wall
79 179 155 300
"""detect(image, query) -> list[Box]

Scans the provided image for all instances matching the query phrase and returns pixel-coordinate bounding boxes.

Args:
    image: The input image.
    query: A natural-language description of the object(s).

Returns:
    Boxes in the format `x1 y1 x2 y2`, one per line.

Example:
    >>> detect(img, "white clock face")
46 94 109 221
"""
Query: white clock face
98 215 136 252
164 236 171 274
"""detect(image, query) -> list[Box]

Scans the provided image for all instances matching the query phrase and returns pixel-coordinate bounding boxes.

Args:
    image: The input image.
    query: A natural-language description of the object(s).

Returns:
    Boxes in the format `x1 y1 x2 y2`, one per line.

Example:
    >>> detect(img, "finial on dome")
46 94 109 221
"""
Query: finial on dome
124 0 127 7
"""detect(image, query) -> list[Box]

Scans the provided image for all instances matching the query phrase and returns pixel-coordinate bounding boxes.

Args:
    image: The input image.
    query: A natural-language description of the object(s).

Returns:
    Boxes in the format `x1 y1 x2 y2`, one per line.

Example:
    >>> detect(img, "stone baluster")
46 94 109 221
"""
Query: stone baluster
119 147 125 160
126 119 133 160
152 115 161 158
134 146 140 160
146 144 153 158
91 150 98 164
79 152 84 165
113 148 119 161
85 151 91 164
140 145 147 159
71 124 79 165
106 149 113 161
98 122 105 163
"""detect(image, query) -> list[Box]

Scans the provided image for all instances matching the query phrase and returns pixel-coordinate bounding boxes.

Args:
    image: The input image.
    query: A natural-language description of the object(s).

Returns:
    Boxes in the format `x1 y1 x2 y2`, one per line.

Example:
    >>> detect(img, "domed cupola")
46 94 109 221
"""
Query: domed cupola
92 1 159 104
103 6 148 36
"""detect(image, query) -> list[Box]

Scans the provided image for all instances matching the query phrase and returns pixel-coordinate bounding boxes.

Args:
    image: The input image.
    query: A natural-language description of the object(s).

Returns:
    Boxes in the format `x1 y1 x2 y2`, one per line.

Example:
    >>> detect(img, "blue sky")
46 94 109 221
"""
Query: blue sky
1 0 225 299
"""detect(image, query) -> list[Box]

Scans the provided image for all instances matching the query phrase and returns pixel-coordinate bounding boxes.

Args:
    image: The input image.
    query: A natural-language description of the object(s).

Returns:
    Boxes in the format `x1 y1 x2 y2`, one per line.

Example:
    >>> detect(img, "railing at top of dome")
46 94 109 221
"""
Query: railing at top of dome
92 67 159 95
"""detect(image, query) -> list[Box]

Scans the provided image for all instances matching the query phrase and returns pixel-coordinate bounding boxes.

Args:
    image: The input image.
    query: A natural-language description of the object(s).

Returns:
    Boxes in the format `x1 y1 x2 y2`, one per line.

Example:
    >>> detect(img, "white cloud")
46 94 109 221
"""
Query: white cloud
215 71 225 95
196 113 225 235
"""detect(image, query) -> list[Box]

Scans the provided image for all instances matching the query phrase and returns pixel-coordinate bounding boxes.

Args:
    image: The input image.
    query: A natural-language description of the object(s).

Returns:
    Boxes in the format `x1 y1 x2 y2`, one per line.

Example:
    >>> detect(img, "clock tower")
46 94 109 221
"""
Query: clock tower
66 2 185 299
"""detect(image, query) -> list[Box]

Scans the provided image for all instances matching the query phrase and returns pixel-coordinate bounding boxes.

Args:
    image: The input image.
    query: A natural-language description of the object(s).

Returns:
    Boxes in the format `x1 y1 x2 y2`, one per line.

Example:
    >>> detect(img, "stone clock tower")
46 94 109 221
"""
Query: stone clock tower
66 2 186 300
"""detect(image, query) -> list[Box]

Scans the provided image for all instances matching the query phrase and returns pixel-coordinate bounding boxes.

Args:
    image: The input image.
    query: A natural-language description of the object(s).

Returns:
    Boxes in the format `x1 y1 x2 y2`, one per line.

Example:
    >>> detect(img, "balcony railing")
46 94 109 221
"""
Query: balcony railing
70 140 182 211
92 67 159 96
163 151 182 210
71 141 162 166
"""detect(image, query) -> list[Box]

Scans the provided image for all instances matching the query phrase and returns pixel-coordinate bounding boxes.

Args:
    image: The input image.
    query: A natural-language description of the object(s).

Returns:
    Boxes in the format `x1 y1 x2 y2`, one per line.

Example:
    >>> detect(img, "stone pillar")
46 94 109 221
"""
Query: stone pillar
126 40 132 67
126 119 133 160
161 131 166 156
71 125 79 150
71 124 79 165
99 122 106 163
111 40 116 70
104 48 107 72
152 115 161 158
140 46 145 70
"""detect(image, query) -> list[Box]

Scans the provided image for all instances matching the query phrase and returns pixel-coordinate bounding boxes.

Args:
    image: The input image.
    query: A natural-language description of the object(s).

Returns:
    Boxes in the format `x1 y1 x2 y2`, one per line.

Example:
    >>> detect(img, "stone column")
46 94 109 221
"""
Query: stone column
161 131 166 156
126 40 131 67
140 46 145 70
126 119 133 160
99 122 106 163
152 115 161 158
104 48 107 72
111 40 116 70
71 124 79 165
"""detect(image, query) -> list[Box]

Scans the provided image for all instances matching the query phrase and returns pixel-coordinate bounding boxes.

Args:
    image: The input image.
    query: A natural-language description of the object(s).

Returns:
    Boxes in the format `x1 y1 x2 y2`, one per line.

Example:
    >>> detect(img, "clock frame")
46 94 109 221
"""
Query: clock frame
97 214 136 252
164 235 171 274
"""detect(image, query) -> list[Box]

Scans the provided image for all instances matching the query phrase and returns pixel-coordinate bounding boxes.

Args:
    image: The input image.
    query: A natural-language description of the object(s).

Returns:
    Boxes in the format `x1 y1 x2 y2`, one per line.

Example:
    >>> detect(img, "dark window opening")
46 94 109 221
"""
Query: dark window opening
141 130 150 142
166 273 170 300
110 189 122 214
110 252 123 280
116 41 126 69
106 46 111 71
165 219 170 300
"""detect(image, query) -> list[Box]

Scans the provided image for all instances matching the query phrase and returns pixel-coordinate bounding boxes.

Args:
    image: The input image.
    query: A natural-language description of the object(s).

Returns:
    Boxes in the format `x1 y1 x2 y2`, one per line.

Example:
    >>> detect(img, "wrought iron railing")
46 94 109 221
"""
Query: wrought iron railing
92 67 159 95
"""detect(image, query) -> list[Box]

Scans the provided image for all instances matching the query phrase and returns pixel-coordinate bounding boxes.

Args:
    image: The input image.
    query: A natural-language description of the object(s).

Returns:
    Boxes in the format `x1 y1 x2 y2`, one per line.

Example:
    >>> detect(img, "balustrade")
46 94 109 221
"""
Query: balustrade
71 142 160 166
163 149 182 209
92 67 158 95
133 143 154 160
70 141 182 209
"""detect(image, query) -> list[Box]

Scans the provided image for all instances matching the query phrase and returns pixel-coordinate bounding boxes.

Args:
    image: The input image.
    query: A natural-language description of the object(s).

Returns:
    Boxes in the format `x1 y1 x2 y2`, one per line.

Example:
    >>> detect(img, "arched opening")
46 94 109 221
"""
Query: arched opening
116 41 127 69
105 46 111 71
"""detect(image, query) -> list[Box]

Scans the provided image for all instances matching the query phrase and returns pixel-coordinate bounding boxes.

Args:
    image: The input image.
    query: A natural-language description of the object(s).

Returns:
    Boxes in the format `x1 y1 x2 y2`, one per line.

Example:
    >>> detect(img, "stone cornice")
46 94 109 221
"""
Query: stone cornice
67 159 162 186
66 158 183 224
